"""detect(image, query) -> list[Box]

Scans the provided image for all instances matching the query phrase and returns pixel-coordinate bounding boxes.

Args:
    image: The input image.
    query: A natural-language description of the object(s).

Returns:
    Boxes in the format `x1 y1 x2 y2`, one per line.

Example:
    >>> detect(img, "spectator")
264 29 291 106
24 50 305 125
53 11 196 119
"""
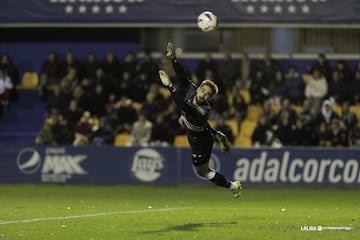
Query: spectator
0 68 13 119
102 52 122 83
92 118 115 146
150 114 173 146
298 99 314 125
73 111 93 146
0 53 19 102
277 97 297 126
231 87 248 135
60 68 78 99
314 122 331 147
83 52 100 80
90 84 108 118
258 51 282 83
214 116 234 144
59 52 83 79
51 114 73 145
308 99 339 129
274 116 294 146
127 113 152 146
238 52 256 88
137 50 159 82
349 70 360 104
35 119 54 145
249 69 269 104
116 97 138 133
115 71 135 100
352 121 360 147
293 118 313 146
309 53 332 81
94 67 112 96
141 92 161 123
262 100 277 126
62 99 82 130
46 85 67 112
305 68 328 115
327 70 346 104
40 51 60 100
195 53 218 84
268 70 285 107
122 51 138 78
211 94 230 119
334 60 352 84
340 101 358 141
77 78 93 111
283 65 304 105
327 119 349 147
252 114 273 147
218 52 237 91
133 72 151 102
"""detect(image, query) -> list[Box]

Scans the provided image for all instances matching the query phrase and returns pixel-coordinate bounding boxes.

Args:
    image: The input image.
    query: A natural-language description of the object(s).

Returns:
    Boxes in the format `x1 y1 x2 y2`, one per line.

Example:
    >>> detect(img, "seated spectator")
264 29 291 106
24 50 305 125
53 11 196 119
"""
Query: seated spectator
268 70 285 108
352 121 360 147
150 114 173 146
46 85 67 113
62 99 82 130
334 60 352 84
102 52 122 83
250 69 269 105
327 119 349 147
73 111 93 146
195 53 218 84
94 67 112 96
218 51 237 91
59 52 83 79
305 68 328 115
258 51 282 83
274 116 294 146
122 51 138 78
133 72 151 102
349 70 360 104
239 52 256 88
83 52 99 80
211 94 230 119
89 84 108 118
39 51 60 101
163 103 183 135
262 100 277 126
141 92 161 123
0 68 13 119
276 97 297 126
137 50 159 82
231 87 248 135
60 68 78 99
35 119 54 145
298 99 314 125
116 97 138 133
1 53 19 102
314 122 331 147
51 114 73 145
340 101 358 138
283 65 304 105
293 118 313 146
307 99 339 129
114 71 135 100
92 118 115 146
251 114 274 147
327 70 346 104
308 53 331 81
127 113 152 147
214 116 234 144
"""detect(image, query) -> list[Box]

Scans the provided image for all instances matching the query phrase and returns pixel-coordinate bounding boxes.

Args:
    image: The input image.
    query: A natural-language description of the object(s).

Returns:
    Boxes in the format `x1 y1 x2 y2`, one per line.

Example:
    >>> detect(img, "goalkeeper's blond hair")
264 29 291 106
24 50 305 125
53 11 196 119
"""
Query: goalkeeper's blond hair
200 79 219 95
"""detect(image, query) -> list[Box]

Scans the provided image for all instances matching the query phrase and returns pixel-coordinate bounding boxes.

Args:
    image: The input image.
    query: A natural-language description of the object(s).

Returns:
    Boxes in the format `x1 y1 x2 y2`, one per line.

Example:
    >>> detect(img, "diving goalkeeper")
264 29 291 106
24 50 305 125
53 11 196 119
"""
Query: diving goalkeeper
159 43 241 197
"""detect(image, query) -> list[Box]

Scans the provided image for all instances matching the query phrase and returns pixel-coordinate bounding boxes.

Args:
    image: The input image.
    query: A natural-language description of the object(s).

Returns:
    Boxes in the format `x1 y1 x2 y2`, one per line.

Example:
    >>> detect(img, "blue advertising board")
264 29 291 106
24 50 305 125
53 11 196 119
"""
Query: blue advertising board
1 0 360 25
1 146 359 187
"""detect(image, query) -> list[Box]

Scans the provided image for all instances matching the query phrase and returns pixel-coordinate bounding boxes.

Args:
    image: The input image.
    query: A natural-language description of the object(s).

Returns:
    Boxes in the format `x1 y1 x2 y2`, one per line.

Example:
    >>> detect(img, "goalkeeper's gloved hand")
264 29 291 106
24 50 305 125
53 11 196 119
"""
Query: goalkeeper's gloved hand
166 42 176 60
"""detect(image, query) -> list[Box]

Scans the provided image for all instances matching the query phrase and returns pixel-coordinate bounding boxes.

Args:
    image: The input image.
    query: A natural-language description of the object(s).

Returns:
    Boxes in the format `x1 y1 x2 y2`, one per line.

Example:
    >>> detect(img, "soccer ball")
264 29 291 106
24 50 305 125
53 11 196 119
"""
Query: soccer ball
197 11 218 32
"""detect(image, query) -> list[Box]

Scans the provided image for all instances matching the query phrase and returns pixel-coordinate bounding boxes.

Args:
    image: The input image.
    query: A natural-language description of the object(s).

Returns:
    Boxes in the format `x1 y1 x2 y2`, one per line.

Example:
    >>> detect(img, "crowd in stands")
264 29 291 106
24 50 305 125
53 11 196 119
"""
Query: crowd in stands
2 50 360 148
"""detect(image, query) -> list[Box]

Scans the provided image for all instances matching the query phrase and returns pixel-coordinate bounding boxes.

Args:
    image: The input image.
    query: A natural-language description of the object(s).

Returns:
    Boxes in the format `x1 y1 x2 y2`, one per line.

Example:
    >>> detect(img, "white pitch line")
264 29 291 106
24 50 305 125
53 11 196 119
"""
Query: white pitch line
0 207 189 225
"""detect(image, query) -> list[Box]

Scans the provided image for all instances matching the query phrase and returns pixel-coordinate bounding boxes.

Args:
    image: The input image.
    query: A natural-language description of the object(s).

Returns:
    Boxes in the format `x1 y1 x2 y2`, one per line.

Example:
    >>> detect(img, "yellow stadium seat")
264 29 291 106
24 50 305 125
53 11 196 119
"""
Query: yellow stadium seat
239 120 257 138
292 105 303 114
351 105 360 119
240 88 251 104
159 87 171 99
132 102 142 112
246 105 263 121
19 72 39 89
114 133 130 147
302 74 312 84
234 136 252 147
226 119 238 136
333 104 342 116
174 135 189 147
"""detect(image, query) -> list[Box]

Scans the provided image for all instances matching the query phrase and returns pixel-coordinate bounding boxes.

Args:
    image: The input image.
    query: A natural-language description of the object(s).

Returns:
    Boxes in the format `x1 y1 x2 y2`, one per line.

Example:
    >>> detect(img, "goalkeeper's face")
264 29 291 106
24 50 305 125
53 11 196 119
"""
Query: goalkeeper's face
195 85 214 104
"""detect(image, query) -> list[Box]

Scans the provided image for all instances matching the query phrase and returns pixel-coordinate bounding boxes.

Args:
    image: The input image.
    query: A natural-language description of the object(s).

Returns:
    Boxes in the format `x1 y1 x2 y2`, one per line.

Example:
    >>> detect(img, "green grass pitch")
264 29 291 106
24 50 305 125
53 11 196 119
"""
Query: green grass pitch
0 184 359 240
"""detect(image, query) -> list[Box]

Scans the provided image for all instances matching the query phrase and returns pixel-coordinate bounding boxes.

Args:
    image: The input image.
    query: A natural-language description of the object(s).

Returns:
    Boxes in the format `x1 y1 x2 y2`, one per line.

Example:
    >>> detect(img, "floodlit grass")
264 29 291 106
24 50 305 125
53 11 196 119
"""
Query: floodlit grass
0 184 359 240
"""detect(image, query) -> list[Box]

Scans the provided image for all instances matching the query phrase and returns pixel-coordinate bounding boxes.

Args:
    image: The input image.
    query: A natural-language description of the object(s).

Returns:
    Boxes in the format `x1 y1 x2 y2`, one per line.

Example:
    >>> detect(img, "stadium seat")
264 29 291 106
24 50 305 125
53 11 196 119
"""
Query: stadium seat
114 133 130 147
159 87 171 99
234 136 252 147
18 72 39 89
132 102 142 112
246 105 263 121
292 105 303 114
302 74 312 84
226 119 238 136
332 104 342 116
240 88 251 104
350 105 360 119
174 135 189 147
239 120 257 138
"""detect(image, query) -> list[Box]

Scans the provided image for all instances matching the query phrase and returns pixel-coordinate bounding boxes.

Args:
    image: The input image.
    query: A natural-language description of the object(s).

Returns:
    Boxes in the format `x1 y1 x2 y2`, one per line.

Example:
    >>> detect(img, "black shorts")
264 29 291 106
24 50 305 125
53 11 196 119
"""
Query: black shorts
186 126 214 166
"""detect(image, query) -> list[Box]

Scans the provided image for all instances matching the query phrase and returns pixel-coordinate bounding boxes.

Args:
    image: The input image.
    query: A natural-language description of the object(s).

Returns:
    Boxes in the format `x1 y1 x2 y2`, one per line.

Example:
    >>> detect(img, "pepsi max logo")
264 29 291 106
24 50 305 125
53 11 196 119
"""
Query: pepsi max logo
16 148 42 175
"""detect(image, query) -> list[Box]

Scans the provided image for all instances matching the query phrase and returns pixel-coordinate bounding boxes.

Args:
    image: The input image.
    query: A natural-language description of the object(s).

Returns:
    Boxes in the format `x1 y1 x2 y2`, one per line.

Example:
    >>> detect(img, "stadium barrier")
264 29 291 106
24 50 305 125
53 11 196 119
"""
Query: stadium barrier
1 146 359 187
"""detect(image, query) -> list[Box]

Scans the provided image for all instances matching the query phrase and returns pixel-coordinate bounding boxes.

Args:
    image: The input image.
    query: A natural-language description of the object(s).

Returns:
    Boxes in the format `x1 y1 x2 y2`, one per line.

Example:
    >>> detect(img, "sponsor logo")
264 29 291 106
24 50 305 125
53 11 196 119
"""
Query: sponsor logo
131 148 165 182
192 153 221 179
233 151 360 184
17 148 42 175
16 147 88 183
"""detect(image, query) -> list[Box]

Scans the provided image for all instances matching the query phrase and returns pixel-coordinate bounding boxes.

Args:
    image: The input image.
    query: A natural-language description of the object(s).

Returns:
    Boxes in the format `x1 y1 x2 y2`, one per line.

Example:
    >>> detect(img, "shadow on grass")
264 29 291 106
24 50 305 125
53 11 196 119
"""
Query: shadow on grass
141 221 237 233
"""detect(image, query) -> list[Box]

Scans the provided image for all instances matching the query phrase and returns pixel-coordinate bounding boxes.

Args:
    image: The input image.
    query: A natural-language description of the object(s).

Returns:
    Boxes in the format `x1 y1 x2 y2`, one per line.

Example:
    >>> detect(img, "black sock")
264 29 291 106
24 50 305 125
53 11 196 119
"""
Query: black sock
210 172 231 188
